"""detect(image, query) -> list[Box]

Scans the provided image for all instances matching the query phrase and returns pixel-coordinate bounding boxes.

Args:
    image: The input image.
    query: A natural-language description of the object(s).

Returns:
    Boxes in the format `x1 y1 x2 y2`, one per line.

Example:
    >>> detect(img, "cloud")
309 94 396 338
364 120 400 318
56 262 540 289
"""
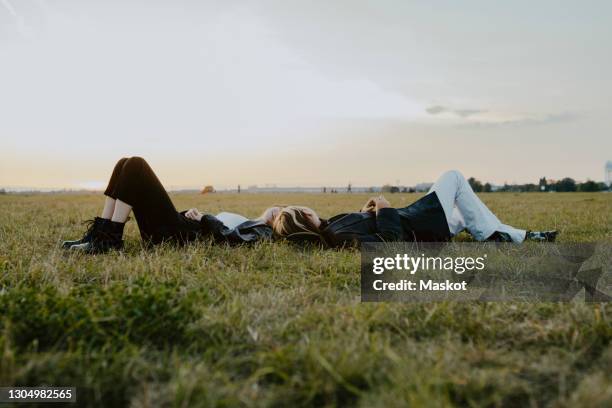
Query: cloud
1 0 34 38
466 112 577 128
426 105 485 118
455 109 485 118
426 105 577 127
425 105 447 115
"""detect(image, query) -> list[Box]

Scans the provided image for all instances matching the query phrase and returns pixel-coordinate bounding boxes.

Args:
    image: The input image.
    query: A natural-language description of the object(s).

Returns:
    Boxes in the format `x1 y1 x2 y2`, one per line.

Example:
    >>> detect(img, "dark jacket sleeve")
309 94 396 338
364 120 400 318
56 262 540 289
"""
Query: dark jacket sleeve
199 215 272 245
324 208 403 247
373 208 403 241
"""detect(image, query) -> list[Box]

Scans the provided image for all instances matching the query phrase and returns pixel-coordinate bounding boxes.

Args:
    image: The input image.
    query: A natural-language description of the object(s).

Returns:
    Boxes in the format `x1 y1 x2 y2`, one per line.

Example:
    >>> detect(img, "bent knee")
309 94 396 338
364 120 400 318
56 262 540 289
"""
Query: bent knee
128 156 147 164
442 169 464 180
125 156 148 167
121 156 148 173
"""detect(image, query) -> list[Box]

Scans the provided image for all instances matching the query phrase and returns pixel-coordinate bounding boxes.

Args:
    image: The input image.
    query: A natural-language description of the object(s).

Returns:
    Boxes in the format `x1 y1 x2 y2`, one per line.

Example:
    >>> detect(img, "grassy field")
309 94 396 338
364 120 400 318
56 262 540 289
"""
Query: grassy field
0 192 610 407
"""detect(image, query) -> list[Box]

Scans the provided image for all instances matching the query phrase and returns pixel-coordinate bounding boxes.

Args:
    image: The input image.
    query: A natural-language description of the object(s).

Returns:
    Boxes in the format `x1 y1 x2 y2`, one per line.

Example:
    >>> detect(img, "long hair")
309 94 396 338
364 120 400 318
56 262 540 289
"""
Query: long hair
272 206 320 237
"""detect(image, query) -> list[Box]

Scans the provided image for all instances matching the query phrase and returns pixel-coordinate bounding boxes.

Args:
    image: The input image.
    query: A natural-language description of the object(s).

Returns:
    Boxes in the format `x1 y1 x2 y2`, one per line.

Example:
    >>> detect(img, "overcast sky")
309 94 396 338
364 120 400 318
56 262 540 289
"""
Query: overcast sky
1 0 611 189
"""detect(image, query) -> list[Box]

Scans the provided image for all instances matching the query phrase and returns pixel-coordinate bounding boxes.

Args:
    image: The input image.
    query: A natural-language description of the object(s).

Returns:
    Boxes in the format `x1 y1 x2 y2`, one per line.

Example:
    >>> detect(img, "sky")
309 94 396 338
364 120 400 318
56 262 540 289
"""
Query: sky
1 0 611 190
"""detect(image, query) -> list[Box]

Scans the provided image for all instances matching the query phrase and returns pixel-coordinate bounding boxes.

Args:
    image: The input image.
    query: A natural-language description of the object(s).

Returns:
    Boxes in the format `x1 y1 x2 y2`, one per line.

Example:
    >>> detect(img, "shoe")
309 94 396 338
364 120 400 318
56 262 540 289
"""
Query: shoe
525 230 558 242
62 217 106 249
486 231 513 242
70 219 125 254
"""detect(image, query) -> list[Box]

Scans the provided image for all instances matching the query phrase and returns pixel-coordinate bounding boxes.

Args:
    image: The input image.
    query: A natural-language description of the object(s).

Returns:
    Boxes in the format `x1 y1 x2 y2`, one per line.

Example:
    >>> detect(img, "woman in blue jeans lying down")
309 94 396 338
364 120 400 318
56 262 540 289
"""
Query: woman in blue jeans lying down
269 170 557 247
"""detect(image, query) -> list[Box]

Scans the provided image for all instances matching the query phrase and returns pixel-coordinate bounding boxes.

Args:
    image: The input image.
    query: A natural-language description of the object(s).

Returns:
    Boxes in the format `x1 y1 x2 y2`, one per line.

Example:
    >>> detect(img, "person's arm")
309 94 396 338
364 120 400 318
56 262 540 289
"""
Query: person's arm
200 214 273 244
372 207 402 241
185 208 272 244
198 213 228 238
326 197 403 247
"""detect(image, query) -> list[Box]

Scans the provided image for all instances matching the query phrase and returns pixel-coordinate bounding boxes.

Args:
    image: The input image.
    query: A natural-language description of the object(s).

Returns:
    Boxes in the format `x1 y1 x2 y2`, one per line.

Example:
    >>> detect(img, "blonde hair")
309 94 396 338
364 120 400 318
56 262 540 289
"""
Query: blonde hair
272 206 320 237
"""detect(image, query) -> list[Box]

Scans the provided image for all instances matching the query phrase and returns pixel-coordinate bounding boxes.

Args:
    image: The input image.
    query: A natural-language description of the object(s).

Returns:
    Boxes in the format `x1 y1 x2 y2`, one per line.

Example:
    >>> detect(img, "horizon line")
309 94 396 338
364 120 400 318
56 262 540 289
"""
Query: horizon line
2 178 608 194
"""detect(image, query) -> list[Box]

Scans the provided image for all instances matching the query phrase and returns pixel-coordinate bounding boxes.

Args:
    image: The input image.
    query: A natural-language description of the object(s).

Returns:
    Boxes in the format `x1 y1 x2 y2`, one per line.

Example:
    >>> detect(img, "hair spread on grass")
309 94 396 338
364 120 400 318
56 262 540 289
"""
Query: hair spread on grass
272 206 320 237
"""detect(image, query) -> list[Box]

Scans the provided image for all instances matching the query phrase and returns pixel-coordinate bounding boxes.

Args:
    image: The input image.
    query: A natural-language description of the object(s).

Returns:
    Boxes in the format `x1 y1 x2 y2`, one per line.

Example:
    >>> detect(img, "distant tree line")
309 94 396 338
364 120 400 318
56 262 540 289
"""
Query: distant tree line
467 178 493 193
468 177 609 193
375 177 609 194
381 185 415 193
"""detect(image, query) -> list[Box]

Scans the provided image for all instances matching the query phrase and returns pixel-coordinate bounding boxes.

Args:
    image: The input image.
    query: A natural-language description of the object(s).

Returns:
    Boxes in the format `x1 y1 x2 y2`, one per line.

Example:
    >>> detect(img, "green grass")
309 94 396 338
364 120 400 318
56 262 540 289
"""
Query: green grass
0 192 611 407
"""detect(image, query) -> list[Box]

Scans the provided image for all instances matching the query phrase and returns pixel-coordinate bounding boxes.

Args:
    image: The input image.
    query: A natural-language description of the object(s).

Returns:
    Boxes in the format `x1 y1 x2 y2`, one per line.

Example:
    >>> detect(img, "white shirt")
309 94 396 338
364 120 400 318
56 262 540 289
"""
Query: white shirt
215 212 249 229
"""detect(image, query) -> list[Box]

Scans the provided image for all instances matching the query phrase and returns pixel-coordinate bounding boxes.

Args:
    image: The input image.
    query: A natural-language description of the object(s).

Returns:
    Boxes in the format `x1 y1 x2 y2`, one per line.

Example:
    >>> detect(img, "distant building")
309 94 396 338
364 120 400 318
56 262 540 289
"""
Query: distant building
606 161 612 187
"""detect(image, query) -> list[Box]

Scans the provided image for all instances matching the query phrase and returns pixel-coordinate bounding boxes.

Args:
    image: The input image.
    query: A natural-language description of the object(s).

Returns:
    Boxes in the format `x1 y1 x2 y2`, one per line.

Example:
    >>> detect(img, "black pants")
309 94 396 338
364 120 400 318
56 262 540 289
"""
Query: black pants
104 157 200 244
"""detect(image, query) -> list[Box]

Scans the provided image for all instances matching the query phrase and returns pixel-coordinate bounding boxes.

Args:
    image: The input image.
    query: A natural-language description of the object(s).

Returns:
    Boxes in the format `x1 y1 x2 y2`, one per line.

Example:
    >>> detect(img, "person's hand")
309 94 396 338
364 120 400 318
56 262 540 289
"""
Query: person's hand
185 208 203 221
361 197 377 213
374 195 391 212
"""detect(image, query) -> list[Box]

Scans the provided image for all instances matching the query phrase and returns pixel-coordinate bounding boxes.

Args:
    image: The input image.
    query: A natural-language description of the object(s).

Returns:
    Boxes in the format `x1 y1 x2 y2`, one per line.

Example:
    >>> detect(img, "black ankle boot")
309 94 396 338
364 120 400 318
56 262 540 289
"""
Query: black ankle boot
525 230 558 242
62 217 106 249
70 219 125 254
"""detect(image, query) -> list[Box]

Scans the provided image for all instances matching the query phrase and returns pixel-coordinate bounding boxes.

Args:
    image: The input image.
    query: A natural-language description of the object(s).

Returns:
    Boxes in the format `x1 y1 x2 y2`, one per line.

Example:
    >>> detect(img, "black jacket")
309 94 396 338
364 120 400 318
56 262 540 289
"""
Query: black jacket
320 192 450 248
198 214 273 244
176 211 273 245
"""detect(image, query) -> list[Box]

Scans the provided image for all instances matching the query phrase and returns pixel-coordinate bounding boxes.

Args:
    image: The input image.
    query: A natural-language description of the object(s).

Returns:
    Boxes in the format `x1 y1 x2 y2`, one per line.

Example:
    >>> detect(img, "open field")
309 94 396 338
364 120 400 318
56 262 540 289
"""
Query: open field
0 192 611 407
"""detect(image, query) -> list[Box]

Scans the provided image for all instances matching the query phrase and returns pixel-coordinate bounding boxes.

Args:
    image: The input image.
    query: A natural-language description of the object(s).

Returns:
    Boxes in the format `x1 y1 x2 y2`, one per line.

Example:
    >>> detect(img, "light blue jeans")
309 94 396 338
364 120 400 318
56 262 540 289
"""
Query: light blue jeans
428 170 526 243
